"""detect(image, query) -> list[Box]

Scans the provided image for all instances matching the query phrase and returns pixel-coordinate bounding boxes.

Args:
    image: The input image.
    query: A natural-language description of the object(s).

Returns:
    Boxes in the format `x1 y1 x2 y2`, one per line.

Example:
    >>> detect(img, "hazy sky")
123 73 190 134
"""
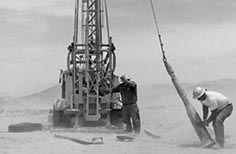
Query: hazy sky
1 0 236 97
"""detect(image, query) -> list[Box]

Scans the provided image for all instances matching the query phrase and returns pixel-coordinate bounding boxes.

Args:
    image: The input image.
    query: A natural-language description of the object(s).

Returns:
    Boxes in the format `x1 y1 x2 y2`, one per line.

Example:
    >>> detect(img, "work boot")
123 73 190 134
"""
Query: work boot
201 141 216 148
212 143 224 150
215 138 224 148
133 120 141 134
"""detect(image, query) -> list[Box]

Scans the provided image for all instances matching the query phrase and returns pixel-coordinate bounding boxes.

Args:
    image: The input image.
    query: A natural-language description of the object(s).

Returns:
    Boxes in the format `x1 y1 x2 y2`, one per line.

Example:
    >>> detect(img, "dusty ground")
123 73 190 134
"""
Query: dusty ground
0 82 236 154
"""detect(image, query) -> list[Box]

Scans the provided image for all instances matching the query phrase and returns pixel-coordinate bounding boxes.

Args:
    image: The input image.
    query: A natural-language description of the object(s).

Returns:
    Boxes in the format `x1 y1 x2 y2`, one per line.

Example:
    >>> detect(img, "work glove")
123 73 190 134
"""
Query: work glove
120 77 126 82
203 120 209 127
100 89 110 94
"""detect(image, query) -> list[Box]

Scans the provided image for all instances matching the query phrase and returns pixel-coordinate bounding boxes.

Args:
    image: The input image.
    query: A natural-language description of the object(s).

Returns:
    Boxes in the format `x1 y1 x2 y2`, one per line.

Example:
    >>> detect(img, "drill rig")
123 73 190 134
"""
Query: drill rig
52 0 122 128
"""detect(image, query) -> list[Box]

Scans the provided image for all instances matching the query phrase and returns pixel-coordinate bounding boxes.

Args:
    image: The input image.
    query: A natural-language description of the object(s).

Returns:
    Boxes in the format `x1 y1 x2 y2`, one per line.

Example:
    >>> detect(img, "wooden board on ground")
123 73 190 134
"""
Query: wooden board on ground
116 135 135 142
55 134 104 145
144 129 161 139
8 122 42 132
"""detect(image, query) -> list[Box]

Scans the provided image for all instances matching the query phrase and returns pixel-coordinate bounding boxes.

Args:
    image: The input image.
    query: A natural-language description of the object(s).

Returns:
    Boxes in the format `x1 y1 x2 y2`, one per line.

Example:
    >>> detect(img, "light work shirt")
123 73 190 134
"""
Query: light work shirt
200 91 230 111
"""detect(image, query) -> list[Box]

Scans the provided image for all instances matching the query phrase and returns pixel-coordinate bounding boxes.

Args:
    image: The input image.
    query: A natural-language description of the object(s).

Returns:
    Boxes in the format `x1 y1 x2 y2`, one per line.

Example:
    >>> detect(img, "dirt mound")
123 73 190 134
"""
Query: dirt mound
4 85 60 110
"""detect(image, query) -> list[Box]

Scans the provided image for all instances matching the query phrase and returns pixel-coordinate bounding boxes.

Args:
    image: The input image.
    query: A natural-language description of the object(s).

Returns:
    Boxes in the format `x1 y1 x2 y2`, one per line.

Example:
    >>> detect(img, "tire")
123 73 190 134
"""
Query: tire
8 122 43 132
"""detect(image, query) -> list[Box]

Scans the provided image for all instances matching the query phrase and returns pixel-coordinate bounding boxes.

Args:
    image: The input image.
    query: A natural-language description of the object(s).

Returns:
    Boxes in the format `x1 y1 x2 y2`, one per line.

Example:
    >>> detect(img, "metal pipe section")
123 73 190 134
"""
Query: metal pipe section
72 0 80 108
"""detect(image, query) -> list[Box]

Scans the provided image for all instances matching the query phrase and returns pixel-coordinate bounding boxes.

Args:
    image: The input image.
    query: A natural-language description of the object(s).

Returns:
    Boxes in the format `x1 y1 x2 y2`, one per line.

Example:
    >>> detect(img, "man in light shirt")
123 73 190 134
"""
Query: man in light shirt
193 87 233 148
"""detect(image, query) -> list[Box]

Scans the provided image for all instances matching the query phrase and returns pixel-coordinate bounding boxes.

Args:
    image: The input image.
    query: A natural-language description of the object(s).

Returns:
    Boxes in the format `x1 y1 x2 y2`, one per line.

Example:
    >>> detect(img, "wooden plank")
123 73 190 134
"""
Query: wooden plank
116 135 135 142
55 134 103 145
144 129 161 139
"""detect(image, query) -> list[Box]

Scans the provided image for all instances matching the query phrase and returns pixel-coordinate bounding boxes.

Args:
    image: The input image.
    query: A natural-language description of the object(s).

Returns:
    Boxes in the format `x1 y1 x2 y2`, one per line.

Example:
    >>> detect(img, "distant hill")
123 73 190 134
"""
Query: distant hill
188 78 236 100
139 78 236 105
0 97 6 102
3 78 236 110
5 85 60 110
0 97 6 108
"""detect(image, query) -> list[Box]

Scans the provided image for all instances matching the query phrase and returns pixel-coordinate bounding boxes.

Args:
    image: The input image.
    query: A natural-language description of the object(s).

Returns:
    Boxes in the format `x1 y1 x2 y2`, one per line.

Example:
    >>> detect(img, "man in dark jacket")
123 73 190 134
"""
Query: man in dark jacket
107 75 141 134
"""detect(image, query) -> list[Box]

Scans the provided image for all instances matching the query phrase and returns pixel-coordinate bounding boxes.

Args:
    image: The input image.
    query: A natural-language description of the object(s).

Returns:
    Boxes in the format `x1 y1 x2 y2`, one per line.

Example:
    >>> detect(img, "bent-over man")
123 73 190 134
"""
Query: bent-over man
193 87 233 148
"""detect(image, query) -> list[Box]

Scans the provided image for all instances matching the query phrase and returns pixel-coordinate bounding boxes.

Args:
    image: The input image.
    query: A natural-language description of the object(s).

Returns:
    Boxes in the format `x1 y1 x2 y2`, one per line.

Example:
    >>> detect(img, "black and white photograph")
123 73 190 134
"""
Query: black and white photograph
0 0 236 153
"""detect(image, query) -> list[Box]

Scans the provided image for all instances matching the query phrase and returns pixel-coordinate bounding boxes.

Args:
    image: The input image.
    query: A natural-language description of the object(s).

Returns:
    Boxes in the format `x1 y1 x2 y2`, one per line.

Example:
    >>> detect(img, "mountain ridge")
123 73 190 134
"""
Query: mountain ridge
3 78 236 110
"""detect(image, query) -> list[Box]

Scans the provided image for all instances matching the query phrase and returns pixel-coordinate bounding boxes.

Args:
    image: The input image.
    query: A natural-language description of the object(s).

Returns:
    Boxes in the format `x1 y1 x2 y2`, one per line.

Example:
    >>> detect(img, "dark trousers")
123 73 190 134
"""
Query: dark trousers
122 103 141 134
212 104 233 147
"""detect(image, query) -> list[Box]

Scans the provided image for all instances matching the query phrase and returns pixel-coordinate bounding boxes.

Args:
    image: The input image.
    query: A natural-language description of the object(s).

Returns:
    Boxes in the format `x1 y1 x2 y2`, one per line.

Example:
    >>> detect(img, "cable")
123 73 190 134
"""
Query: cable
150 0 160 35
149 0 167 61
104 0 110 40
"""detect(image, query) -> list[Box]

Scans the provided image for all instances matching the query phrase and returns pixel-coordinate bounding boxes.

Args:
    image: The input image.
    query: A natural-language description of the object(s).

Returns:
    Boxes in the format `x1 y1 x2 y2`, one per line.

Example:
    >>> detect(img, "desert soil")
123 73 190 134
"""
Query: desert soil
0 84 235 154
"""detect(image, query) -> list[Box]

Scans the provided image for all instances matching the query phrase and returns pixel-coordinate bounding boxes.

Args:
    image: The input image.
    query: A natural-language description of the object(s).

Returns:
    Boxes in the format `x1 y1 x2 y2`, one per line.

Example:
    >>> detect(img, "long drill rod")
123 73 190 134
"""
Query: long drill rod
149 0 215 145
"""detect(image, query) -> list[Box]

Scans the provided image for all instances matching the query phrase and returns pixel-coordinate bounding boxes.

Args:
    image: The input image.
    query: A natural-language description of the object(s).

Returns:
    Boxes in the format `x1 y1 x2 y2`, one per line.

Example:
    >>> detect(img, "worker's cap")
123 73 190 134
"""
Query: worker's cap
120 74 131 81
192 87 206 99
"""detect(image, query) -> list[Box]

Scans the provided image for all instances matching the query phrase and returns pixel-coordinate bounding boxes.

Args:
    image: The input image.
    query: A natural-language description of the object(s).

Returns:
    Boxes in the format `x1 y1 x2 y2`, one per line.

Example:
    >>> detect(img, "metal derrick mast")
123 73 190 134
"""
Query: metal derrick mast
63 0 117 126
